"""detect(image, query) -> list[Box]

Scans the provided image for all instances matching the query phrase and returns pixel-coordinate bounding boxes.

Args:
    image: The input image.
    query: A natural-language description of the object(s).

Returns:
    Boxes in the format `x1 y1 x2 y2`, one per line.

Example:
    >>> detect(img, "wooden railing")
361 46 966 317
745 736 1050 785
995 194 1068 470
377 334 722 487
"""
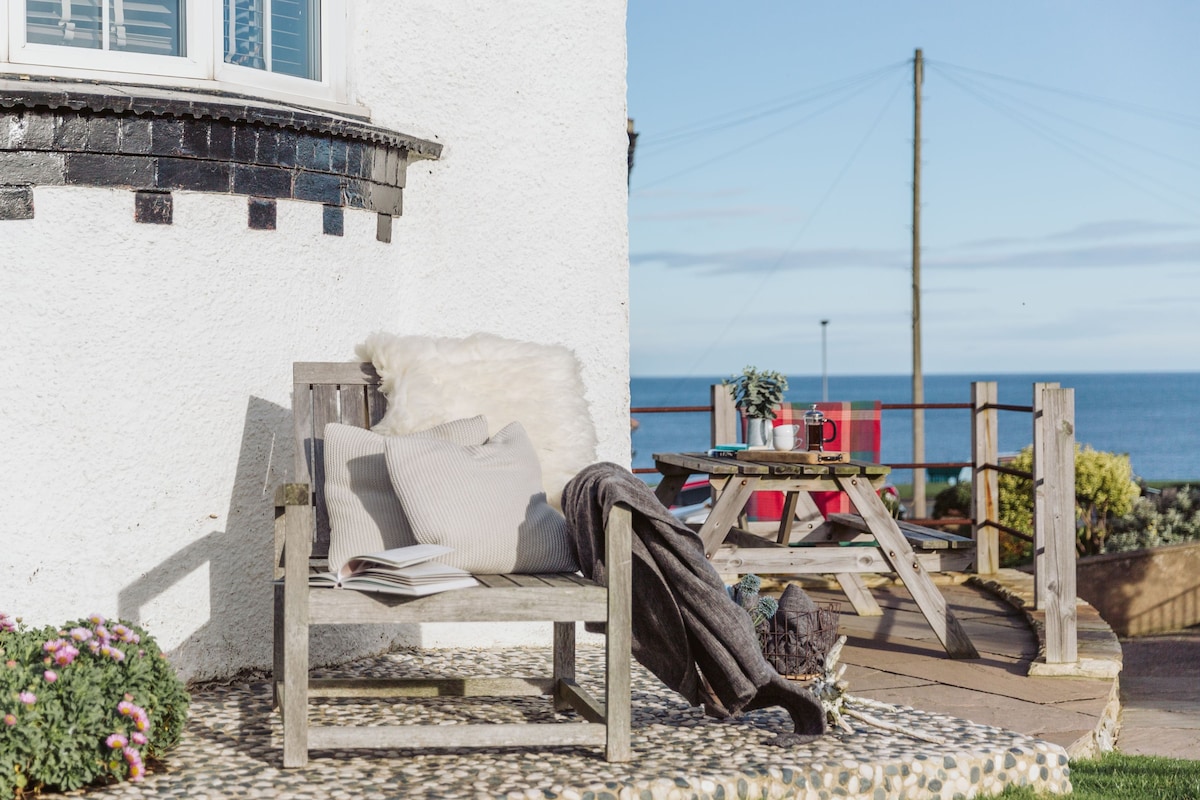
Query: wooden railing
631 380 1078 665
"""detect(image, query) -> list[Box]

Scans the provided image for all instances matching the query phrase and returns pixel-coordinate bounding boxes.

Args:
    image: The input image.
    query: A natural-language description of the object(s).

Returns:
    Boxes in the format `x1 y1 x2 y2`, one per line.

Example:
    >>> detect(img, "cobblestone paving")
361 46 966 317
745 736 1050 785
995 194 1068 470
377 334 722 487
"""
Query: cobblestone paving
70 647 1070 800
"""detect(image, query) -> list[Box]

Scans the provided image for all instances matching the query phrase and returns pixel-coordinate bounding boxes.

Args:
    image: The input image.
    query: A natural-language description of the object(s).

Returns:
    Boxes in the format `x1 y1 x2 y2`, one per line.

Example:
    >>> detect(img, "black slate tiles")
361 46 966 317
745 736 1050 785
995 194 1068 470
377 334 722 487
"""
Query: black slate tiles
0 82 434 238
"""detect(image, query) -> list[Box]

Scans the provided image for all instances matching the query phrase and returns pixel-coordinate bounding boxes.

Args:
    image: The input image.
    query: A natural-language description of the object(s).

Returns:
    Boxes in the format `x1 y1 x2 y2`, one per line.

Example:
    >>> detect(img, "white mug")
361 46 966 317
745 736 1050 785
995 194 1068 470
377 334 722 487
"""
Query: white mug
771 424 800 451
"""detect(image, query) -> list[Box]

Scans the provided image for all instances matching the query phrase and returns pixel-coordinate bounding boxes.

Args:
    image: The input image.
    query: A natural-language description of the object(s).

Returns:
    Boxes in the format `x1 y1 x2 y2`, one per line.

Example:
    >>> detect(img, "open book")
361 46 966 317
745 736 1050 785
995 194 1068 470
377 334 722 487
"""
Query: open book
310 543 479 596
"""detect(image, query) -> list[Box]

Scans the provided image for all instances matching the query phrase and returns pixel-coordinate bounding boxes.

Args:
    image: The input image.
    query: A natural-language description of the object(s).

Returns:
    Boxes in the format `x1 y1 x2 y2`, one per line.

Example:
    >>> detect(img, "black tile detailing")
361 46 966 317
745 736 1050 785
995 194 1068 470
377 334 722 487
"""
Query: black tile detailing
248 196 276 230
296 133 331 172
0 78 443 159
370 183 403 217
66 152 154 186
149 117 186 157
330 138 348 175
0 151 66 185
0 80 441 236
255 127 280 165
341 178 369 209
293 171 341 205
87 116 121 152
0 185 35 220
232 163 292 198
273 130 298 169
19 112 56 150
231 125 257 163
134 190 173 224
180 119 210 158
158 157 231 192
53 114 90 151
376 212 392 243
118 118 153 154
209 121 234 161
323 204 344 236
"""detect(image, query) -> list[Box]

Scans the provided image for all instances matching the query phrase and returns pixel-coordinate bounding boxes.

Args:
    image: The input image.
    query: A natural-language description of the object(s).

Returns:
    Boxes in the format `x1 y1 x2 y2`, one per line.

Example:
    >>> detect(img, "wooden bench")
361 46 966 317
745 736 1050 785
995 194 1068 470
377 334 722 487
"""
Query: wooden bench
822 513 975 573
273 362 632 767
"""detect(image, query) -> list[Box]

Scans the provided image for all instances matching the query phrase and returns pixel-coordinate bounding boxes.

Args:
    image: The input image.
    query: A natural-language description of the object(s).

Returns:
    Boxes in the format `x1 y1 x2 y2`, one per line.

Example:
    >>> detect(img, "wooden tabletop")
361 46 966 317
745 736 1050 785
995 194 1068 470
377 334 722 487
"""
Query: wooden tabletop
652 451 891 479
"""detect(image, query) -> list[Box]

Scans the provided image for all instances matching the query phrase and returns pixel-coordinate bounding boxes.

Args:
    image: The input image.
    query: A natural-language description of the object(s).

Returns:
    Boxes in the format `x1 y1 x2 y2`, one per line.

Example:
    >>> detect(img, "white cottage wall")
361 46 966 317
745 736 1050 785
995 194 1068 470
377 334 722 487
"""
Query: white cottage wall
0 2 629 682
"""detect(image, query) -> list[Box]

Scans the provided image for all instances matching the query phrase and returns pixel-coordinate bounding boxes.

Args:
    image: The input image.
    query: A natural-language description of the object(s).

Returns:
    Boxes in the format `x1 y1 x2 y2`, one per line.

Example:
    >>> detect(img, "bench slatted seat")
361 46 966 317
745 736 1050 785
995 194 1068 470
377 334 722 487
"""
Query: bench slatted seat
273 362 631 767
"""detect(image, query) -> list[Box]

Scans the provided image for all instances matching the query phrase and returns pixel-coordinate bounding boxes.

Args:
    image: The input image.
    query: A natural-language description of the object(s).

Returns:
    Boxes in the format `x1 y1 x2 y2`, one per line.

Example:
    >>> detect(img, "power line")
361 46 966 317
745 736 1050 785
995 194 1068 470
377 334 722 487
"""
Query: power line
633 70 898 192
929 64 1200 215
676 73 908 377
640 60 909 152
929 59 1200 130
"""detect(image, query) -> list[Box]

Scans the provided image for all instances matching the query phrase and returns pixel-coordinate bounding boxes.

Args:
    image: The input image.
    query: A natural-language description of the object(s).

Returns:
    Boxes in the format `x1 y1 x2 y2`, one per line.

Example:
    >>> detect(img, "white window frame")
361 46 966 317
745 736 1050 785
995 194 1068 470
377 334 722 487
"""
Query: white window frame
3 1 354 113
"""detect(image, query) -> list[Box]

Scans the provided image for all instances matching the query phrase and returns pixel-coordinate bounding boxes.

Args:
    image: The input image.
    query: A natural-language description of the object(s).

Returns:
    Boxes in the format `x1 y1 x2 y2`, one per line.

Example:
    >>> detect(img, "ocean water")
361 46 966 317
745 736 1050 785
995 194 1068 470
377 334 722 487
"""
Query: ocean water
630 372 1200 483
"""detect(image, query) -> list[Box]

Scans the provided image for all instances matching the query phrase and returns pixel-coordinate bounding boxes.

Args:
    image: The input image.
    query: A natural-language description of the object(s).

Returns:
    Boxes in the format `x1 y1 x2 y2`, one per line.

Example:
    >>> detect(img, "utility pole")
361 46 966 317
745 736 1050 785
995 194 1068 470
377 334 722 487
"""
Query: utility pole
821 319 829 402
911 48 926 518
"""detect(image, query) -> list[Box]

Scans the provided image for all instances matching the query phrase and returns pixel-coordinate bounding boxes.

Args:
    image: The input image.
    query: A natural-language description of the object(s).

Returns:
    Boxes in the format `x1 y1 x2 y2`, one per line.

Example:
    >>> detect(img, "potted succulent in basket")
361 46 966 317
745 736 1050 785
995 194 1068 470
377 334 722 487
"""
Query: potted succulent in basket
724 366 788 447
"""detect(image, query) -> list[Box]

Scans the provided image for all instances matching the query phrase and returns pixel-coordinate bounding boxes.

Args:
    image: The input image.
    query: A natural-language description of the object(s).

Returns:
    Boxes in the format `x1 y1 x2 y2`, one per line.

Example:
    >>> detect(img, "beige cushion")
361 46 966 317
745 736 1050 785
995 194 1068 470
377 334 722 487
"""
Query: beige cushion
324 416 488 574
383 422 578 574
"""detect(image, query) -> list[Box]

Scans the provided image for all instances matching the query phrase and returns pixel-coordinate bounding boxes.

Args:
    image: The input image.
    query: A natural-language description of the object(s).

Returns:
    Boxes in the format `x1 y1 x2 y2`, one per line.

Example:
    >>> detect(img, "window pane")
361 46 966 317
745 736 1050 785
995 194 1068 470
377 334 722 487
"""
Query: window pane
112 0 184 56
224 0 265 70
270 0 319 80
27 0 104 50
224 0 319 80
26 0 183 56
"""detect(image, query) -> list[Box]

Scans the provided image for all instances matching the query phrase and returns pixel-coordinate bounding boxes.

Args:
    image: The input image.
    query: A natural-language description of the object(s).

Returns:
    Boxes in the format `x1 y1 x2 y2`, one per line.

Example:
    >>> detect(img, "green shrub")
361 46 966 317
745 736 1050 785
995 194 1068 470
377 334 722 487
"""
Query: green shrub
1105 484 1200 554
932 482 972 525
994 445 1139 559
0 612 189 797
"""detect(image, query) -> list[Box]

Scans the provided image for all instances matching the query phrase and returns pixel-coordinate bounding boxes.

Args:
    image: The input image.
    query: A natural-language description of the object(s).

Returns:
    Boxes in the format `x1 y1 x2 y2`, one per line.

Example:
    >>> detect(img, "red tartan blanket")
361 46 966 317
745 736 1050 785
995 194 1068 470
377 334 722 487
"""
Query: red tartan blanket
741 401 882 520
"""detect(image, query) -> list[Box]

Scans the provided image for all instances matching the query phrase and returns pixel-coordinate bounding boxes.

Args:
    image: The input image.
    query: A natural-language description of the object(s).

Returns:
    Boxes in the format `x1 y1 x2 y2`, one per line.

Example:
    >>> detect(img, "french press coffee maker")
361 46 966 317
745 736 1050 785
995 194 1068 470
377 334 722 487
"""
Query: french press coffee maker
804 404 838 452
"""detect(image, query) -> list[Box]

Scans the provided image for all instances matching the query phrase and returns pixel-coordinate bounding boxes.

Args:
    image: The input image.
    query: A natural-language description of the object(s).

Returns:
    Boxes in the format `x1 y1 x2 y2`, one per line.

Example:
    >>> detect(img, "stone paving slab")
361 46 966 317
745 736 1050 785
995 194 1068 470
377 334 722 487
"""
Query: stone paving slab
70 648 1070 800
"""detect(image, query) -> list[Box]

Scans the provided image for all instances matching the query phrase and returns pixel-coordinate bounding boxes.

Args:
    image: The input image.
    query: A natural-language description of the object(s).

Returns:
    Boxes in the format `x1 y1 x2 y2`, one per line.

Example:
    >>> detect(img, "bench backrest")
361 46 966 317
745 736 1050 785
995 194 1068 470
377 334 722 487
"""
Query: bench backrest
293 362 386 558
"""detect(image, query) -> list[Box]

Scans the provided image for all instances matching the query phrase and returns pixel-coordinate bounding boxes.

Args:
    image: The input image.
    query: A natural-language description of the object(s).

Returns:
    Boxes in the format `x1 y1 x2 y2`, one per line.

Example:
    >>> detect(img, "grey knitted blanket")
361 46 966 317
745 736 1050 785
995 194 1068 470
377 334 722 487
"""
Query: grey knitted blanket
562 462 825 738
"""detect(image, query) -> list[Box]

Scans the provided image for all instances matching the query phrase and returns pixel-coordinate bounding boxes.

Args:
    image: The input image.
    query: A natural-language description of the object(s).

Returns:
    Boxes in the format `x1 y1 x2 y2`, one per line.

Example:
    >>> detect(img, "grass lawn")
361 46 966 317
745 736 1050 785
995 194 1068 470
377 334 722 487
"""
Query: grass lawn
991 752 1200 799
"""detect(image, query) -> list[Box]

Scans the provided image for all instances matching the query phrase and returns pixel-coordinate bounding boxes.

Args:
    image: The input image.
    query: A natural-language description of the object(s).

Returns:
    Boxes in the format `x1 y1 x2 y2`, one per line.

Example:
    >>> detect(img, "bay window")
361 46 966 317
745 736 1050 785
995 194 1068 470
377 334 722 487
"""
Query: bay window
4 0 345 108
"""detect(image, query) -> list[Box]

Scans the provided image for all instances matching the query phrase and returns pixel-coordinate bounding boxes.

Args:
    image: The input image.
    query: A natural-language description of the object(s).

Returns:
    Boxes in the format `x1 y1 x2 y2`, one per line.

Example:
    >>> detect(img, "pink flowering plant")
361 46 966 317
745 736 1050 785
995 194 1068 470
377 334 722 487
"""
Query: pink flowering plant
0 612 189 797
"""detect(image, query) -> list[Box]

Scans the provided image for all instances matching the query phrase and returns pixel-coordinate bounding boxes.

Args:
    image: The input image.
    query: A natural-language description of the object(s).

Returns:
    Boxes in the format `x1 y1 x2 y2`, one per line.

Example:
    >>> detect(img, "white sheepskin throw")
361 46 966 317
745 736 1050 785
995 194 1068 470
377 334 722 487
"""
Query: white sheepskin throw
355 332 597 510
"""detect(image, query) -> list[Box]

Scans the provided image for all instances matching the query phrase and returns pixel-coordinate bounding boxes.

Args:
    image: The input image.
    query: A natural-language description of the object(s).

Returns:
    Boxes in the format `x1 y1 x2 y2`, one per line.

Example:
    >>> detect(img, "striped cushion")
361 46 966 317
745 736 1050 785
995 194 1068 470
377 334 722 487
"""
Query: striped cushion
324 417 488 574
384 421 578 574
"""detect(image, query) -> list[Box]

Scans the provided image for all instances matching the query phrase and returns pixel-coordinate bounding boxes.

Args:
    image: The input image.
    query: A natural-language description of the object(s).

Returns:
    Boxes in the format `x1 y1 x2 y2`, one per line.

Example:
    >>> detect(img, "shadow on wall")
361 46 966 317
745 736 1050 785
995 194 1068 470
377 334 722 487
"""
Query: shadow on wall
115 396 419 684
1076 540 1200 637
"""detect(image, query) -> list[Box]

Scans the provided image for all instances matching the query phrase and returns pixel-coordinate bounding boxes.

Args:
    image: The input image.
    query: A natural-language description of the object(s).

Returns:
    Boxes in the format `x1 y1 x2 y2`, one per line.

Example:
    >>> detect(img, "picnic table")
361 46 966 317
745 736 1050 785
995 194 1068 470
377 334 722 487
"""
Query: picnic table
652 451 979 659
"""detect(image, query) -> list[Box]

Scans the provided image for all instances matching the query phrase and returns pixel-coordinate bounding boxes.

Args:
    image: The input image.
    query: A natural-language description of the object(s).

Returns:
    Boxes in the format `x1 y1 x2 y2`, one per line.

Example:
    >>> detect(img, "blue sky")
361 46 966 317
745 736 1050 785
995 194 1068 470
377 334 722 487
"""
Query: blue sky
626 2 1200 377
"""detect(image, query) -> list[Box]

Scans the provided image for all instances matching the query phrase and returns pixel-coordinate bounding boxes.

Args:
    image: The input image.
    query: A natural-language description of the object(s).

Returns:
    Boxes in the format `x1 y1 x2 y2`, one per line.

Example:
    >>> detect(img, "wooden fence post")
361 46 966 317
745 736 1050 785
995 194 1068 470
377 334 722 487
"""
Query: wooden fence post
1032 381 1060 609
1041 386 1077 664
711 383 738 446
971 381 999 574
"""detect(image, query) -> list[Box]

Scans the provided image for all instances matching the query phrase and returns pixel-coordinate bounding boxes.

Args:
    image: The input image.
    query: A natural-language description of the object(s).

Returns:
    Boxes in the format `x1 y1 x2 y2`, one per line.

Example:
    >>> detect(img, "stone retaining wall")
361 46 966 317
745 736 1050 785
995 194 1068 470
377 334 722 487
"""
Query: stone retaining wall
1076 540 1200 637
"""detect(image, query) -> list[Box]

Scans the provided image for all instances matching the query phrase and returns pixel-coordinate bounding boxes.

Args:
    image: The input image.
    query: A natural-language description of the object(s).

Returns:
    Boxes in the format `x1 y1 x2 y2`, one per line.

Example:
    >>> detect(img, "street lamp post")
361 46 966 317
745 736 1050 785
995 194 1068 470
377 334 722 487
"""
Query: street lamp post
821 319 829 402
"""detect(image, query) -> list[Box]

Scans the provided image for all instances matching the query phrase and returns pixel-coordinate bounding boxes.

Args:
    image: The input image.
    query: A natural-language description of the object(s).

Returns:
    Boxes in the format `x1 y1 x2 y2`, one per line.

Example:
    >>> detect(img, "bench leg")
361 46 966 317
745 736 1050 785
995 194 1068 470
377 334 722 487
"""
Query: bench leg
272 583 284 708
605 503 633 762
552 622 575 712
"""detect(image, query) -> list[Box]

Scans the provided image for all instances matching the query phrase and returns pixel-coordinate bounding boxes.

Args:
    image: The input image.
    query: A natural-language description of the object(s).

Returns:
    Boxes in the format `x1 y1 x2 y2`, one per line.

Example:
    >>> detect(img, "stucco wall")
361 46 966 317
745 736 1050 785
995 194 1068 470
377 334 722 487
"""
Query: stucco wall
0 1 629 682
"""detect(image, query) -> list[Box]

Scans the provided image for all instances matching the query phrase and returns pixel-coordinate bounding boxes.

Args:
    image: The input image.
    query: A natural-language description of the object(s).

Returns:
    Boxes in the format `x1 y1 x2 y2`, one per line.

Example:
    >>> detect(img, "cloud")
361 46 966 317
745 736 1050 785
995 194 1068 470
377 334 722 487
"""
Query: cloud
633 239 1200 275
1045 220 1195 241
927 240 1200 269
955 219 1195 249
631 247 905 274
634 204 800 222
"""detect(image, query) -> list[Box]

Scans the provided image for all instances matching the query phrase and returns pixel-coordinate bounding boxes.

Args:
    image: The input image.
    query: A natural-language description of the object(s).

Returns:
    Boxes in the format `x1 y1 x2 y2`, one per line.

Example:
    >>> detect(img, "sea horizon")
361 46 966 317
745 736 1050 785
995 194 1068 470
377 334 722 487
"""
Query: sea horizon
630 371 1200 483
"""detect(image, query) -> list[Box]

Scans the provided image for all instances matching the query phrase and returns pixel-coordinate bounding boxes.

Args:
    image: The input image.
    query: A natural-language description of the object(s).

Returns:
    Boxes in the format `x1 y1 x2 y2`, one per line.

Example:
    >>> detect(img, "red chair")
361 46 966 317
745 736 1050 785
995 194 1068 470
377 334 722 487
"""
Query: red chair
741 401 882 522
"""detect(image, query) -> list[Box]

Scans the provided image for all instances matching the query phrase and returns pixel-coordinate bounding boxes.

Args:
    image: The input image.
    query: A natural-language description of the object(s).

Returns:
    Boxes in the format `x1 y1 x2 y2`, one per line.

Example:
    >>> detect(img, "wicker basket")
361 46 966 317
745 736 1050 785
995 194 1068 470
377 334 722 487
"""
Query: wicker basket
759 601 841 681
